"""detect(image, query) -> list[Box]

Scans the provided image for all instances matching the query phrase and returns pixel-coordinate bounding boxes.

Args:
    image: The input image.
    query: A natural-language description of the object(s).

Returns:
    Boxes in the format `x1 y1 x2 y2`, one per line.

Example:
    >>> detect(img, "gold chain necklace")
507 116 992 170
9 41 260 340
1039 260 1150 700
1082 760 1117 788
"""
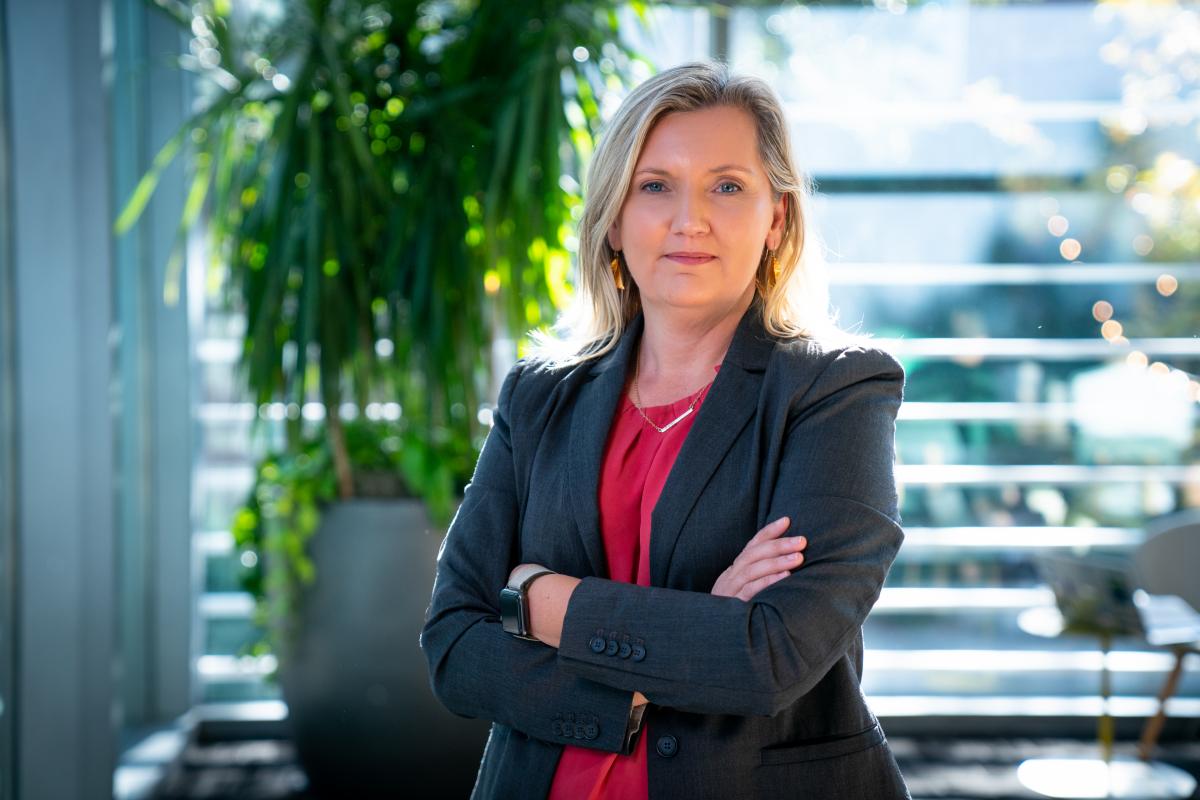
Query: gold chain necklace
630 356 716 434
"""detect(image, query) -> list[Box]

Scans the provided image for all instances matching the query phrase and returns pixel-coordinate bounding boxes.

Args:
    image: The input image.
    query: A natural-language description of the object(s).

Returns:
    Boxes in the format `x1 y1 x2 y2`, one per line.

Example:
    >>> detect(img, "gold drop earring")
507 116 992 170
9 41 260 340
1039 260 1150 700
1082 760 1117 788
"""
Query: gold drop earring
610 252 626 291
759 248 781 295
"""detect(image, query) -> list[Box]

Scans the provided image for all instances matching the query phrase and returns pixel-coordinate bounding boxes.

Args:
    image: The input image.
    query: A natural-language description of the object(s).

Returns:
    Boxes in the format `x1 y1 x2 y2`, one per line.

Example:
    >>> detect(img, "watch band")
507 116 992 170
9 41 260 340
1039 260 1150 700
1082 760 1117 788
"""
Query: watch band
500 565 556 640
507 564 555 591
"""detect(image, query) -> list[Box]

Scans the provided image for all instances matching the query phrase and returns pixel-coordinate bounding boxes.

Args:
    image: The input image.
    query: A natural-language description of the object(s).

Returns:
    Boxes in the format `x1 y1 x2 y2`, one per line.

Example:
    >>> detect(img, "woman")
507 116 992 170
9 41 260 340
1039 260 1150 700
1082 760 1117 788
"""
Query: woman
421 60 910 799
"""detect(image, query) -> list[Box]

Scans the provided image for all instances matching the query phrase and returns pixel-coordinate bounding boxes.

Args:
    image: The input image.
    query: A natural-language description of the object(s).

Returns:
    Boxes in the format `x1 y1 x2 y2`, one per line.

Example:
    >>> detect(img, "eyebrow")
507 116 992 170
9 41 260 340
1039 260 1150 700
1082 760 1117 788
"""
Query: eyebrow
634 164 754 177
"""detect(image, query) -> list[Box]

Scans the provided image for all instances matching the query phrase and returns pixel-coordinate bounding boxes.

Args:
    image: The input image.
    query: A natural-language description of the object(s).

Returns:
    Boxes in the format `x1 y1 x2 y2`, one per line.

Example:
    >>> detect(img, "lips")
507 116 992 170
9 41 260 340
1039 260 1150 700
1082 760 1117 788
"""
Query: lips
666 252 716 264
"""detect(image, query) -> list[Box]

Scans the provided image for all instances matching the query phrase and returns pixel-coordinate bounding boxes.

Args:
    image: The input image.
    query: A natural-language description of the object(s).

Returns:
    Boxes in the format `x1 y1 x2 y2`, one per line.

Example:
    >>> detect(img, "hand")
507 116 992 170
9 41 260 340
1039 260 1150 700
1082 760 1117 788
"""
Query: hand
710 516 807 602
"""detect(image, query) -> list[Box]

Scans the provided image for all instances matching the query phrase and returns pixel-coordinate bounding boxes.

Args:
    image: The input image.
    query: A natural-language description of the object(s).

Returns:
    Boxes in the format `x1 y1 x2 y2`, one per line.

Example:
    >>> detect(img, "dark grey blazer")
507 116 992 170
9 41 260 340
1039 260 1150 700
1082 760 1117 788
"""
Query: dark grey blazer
421 299 911 799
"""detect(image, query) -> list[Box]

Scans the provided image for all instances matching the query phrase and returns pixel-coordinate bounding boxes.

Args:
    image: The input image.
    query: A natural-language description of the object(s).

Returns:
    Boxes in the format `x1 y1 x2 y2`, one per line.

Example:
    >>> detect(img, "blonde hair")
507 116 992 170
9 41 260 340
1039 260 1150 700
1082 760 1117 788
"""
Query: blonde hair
525 60 868 368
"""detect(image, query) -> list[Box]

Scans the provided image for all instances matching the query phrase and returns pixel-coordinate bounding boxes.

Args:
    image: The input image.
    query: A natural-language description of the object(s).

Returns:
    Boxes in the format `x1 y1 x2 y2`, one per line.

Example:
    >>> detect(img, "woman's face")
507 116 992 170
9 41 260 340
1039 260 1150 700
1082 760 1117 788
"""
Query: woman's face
608 104 787 319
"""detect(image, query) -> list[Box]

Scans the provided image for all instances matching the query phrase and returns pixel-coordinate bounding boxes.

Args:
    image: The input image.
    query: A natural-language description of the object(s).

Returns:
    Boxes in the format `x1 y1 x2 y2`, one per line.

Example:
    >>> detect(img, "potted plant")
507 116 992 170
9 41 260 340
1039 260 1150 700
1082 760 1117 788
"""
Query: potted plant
116 0 648 793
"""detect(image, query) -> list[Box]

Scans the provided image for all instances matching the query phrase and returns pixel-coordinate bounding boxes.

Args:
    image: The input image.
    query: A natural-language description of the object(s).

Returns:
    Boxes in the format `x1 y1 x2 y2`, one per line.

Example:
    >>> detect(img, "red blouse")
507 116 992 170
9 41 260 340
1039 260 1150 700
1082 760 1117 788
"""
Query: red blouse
547 364 721 800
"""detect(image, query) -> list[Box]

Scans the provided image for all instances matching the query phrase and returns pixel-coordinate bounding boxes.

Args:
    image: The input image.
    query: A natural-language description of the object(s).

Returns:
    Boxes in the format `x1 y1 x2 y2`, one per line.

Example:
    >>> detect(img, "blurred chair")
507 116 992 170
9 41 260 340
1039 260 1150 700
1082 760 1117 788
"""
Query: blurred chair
1133 508 1200 762
1033 553 1143 763
1015 553 1196 799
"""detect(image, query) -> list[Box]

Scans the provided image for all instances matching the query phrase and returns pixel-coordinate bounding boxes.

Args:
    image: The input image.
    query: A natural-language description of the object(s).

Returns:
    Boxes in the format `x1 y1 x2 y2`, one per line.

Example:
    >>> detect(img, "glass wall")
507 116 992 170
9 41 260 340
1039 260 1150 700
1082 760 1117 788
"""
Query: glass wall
190 0 1200 719
0 0 14 790
194 307 282 703
729 0 1200 715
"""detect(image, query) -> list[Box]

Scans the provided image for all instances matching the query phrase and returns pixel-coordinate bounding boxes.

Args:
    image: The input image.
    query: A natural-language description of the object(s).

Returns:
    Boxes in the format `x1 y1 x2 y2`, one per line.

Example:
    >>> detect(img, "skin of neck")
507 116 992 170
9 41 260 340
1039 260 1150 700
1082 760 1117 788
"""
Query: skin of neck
633 281 756 398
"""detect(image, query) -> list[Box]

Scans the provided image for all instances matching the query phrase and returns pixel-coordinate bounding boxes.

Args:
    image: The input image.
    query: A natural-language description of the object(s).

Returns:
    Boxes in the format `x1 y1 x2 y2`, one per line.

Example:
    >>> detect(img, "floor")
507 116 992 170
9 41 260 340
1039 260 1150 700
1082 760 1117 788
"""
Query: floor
131 735 1200 800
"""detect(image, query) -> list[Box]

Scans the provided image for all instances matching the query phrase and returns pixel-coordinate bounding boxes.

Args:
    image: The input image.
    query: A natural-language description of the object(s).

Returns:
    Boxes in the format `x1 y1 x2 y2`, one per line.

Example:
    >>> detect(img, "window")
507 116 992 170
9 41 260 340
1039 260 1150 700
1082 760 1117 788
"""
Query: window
728 0 1200 718
191 1 1200 720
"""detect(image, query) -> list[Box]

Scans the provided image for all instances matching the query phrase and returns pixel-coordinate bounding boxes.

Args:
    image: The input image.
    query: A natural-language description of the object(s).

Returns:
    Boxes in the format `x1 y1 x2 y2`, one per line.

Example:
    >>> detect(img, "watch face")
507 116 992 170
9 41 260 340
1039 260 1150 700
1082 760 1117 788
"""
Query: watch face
499 587 523 635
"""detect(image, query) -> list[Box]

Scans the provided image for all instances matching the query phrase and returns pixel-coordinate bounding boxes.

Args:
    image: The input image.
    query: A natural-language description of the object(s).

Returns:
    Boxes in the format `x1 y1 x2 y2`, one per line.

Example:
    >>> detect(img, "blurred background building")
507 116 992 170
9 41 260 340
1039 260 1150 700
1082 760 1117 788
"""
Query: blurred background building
1 0 1198 798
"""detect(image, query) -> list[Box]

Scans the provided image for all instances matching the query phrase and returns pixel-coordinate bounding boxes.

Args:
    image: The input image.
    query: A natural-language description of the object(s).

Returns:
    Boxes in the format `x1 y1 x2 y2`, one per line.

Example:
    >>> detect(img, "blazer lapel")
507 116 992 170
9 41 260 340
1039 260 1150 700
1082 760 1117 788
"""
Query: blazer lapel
567 300 777 585
566 313 642 579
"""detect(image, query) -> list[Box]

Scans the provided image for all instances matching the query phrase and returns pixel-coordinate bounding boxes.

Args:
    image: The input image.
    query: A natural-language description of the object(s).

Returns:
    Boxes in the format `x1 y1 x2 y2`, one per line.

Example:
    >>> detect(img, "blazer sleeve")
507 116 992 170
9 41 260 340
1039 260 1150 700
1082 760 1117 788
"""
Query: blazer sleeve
420 359 643 754
555 346 906 718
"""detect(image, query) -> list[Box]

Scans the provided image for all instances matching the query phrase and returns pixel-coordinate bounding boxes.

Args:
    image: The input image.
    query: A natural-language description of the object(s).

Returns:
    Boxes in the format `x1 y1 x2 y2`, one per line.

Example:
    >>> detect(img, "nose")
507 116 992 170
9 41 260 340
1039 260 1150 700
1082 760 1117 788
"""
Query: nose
670 190 710 237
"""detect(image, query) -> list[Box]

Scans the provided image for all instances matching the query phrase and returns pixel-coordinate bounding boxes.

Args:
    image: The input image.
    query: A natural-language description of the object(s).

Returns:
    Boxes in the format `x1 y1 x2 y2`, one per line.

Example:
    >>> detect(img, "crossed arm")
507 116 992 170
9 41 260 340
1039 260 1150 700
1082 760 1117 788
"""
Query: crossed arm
422 346 905 752
518 571 651 713
515 526 806 702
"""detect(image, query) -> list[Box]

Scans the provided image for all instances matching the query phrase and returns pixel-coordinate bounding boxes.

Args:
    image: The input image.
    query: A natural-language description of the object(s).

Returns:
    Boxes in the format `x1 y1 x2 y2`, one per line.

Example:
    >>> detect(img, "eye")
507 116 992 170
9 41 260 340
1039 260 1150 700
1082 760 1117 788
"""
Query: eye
640 181 666 193
716 181 743 194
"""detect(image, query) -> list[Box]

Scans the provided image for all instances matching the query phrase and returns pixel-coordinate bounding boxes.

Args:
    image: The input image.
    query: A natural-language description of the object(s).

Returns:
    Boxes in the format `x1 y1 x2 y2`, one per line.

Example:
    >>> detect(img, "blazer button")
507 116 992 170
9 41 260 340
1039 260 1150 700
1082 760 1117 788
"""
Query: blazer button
574 723 585 739
552 721 563 736
605 638 619 656
631 644 646 662
618 642 632 659
584 723 599 739
655 734 678 758
589 636 606 654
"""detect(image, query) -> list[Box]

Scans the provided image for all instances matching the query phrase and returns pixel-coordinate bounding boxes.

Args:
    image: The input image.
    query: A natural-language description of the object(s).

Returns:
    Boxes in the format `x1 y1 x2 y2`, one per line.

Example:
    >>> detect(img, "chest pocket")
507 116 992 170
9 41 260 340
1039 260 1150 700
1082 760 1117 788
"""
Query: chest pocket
759 721 885 766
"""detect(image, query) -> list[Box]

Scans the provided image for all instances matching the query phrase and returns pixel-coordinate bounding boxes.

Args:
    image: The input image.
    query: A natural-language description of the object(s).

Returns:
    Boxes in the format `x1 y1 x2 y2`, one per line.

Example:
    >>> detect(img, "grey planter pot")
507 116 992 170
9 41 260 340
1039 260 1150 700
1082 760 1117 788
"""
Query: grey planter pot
276 498 490 798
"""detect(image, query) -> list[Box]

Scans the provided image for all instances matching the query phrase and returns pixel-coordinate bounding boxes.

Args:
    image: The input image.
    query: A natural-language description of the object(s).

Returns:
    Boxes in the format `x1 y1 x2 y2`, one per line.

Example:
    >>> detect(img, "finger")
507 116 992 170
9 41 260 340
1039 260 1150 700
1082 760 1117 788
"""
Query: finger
749 516 791 544
738 571 790 602
734 534 803 580
738 548 805 585
734 563 792 599
771 534 807 555
742 533 805 567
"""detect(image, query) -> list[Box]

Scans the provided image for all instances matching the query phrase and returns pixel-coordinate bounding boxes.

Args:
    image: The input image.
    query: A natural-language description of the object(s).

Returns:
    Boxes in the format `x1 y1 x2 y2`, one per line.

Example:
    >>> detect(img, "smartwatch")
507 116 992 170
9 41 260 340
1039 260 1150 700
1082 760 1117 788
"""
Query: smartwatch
500 564 557 640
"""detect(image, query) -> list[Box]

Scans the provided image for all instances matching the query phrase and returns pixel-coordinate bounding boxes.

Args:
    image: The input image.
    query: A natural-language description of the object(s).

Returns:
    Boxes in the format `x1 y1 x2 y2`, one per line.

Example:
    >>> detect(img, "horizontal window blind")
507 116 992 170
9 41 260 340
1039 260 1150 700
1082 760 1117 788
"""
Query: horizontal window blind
727 0 1200 716
191 1 1200 716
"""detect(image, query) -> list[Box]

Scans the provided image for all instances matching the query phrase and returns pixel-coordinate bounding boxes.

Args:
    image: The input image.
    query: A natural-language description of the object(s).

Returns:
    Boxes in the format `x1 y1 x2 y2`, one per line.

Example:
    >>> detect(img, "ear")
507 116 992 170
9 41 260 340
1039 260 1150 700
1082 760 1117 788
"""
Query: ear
767 193 787 250
607 221 622 252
